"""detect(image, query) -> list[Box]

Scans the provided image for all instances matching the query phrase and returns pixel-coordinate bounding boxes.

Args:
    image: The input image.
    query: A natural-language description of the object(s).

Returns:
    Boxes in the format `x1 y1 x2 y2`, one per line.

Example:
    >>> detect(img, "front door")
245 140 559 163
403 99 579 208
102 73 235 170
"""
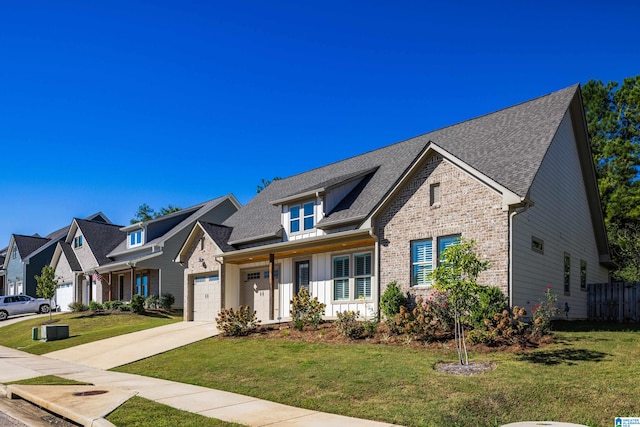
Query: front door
240 268 279 321
295 260 310 294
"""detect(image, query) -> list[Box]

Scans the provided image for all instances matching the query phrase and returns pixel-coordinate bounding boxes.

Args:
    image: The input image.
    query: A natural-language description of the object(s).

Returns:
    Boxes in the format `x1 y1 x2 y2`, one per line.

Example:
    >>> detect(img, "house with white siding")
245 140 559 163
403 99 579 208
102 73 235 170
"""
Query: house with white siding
176 84 610 322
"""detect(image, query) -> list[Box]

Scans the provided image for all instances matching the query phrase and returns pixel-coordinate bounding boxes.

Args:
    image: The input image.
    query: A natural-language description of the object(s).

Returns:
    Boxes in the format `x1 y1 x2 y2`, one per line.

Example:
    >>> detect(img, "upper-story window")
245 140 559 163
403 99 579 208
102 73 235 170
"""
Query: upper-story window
290 202 315 233
12 246 18 259
74 236 83 248
129 230 144 248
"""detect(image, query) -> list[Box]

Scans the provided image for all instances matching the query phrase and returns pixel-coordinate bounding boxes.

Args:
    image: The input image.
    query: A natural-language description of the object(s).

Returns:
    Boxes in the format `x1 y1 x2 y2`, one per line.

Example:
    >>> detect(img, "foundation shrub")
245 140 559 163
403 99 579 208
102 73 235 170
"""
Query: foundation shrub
215 306 260 336
290 287 326 331
145 295 159 309
160 293 175 310
130 294 146 314
69 302 89 312
380 281 407 320
336 311 365 339
88 301 103 312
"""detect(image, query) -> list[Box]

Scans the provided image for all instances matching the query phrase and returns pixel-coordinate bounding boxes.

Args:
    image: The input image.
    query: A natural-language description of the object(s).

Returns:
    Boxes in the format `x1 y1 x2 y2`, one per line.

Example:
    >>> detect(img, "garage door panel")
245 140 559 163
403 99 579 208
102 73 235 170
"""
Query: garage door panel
193 274 220 322
56 283 73 312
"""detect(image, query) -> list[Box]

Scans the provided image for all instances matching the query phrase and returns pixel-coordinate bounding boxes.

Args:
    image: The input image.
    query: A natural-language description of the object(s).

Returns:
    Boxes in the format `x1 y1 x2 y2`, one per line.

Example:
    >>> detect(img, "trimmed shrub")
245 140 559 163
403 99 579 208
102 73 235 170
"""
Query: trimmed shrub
130 294 146 314
160 293 175 310
531 287 559 337
89 301 104 312
216 306 260 336
69 302 89 312
336 311 364 339
469 286 508 329
470 306 529 346
380 281 407 320
145 294 159 310
290 287 326 331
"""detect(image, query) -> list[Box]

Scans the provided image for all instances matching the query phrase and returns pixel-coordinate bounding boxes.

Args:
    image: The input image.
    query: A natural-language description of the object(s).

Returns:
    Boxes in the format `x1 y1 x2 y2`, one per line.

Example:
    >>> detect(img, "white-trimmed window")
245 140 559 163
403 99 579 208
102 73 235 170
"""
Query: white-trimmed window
290 202 315 233
430 183 440 206
354 253 372 299
333 256 350 301
411 235 460 286
128 230 143 247
411 239 433 286
74 236 83 248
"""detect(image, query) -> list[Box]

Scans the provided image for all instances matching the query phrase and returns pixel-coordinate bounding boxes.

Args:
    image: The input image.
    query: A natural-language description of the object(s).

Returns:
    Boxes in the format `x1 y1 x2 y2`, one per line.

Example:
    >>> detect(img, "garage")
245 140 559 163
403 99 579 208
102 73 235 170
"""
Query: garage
240 267 279 322
193 273 221 322
55 283 73 312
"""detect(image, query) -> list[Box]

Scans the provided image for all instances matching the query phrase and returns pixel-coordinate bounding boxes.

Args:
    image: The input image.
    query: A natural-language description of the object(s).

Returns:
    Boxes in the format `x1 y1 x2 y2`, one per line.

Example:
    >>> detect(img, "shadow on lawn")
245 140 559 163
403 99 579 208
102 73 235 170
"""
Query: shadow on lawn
553 320 640 332
517 348 610 365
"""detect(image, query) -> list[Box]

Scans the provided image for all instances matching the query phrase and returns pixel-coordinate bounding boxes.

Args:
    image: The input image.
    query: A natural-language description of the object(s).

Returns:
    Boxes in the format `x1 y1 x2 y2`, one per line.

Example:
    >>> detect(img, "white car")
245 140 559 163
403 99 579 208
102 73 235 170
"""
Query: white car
0 295 53 320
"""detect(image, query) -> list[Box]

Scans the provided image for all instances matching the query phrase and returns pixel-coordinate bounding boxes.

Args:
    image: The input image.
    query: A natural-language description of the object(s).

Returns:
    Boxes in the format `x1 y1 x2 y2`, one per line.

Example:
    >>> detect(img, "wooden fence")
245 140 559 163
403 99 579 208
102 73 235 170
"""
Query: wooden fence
587 282 640 322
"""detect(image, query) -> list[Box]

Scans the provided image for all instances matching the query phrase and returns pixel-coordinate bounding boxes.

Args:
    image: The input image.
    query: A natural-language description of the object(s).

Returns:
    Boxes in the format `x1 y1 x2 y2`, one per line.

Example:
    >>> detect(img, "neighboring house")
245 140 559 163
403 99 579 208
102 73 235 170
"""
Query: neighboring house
88 195 240 310
2 212 110 299
50 218 125 310
0 247 6 295
177 84 610 322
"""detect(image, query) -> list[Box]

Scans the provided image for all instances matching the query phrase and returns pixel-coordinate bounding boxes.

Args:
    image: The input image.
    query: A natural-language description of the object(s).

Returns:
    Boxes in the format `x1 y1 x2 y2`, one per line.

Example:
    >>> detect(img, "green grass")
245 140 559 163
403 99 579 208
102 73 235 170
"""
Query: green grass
0 311 181 354
6 376 242 427
107 396 245 427
7 375 91 386
114 322 640 427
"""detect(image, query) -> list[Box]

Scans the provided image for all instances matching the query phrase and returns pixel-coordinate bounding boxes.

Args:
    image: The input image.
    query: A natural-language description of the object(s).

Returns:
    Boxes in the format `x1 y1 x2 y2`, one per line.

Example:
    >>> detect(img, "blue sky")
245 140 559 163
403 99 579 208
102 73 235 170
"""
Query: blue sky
1 0 639 244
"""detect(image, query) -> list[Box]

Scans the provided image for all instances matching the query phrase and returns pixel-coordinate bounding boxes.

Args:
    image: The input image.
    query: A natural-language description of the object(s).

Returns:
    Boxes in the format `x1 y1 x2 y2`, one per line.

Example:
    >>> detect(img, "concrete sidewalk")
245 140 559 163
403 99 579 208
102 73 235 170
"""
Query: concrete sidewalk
0 322 397 427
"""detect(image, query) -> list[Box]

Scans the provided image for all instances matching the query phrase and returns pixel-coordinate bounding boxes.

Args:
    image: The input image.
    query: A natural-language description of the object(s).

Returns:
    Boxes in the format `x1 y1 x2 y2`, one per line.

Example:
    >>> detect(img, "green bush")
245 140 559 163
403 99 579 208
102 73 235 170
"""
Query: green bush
473 306 529 346
290 287 326 331
532 287 559 337
380 281 407 320
69 302 89 312
160 293 175 310
119 303 131 312
469 285 508 329
130 294 146 314
363 319 379 337
215 306 260 336
145 294 159 309
108 300 125 311
336 311 365 339
89 301 104 312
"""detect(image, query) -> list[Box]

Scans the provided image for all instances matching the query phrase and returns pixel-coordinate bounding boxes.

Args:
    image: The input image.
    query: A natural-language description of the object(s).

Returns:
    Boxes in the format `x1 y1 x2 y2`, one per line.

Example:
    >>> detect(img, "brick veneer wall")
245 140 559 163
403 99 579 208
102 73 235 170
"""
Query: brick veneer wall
182 229 224 316
375 154 510 301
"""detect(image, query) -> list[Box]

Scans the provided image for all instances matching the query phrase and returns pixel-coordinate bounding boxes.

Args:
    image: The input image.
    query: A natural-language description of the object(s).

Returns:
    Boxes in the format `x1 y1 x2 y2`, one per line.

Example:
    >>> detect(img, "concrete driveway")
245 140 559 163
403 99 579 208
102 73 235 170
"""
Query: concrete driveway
0 312 63 328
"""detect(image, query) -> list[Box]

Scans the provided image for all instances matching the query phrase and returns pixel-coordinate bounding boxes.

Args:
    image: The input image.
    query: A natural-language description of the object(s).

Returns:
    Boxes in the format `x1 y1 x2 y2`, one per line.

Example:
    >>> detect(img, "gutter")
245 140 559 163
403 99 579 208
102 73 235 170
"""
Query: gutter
508 202 531 308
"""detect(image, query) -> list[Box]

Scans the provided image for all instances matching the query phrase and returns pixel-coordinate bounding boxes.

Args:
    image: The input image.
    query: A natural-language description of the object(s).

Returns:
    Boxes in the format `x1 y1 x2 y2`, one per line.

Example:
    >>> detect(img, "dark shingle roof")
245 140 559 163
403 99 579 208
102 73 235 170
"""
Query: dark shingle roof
223 85 578 245
75 219 126 266
14 235 51 259
199 222 235 252
60 242 82 271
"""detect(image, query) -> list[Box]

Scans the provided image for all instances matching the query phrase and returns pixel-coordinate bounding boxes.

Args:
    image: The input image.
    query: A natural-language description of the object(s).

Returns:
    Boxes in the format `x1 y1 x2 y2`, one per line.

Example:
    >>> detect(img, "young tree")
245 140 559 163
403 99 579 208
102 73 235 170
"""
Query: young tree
35 265 57 321
430 239 488 365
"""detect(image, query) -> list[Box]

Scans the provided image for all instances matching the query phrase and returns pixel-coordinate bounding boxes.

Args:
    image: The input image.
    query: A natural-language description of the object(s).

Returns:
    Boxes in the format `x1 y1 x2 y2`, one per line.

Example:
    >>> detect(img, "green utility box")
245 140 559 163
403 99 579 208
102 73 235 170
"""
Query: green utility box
41 324 69 341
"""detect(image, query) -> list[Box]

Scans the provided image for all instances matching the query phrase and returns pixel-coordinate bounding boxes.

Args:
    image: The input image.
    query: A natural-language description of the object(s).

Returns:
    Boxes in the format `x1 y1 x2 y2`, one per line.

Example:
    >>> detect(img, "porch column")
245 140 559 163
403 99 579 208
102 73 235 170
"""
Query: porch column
108 272 113 301
130 266 135 298
269 253 275 321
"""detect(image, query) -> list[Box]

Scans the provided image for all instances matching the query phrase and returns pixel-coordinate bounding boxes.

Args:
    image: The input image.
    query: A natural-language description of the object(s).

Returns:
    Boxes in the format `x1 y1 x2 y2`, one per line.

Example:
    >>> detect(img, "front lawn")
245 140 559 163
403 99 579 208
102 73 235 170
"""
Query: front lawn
0 311 181 354
114 322 640 427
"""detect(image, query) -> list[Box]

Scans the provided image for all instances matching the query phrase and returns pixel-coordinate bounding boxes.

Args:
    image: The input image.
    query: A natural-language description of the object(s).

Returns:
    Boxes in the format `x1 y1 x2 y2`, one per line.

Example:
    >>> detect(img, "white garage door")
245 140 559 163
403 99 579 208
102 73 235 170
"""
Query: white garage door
193 273 220 322
56 283 73 312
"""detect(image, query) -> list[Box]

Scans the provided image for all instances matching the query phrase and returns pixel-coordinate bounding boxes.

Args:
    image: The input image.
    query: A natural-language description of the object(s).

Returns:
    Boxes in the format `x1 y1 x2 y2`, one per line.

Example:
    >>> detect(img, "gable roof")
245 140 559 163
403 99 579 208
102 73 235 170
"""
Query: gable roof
75 219 126 266
224 85 579 245
13 235 51 259
199 222 235 252
108 195 239 258
60 242 82 271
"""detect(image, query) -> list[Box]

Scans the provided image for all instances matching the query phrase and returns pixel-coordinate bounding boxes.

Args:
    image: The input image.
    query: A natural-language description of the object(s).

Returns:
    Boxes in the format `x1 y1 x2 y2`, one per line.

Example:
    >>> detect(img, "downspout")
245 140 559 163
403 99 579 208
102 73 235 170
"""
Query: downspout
508 203 531 308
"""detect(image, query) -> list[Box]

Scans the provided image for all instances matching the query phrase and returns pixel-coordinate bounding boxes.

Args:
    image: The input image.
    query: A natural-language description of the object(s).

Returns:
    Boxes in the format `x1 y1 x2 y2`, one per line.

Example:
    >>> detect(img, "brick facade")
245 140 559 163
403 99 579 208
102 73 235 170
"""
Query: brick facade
375 153 509 301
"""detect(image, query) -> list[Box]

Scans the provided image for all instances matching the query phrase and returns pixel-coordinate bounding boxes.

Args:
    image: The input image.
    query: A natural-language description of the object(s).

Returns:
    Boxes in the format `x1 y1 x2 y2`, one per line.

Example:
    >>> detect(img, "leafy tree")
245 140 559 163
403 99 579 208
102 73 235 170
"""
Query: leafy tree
429 239 488 365
130 204 181 224
582 76 640 281
256 177 281 194
35 265 57 321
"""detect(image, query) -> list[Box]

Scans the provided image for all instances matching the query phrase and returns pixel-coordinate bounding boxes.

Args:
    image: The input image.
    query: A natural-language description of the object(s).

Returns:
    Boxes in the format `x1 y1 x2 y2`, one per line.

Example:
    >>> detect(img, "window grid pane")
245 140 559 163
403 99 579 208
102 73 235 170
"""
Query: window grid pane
334 278 349 300
355 277 371 299
411 240 433 286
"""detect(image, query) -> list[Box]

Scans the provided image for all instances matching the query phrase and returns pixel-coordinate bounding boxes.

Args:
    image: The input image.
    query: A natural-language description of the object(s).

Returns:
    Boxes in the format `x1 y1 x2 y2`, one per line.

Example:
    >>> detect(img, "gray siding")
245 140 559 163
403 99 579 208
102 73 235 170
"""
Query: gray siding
512 111 609 319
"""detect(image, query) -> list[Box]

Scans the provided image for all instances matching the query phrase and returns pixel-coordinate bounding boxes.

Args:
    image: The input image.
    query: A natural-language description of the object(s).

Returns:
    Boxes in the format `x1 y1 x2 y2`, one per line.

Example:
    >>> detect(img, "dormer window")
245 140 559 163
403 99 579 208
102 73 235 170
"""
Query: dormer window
290 202 315 233
74 236 83 248
129 229 144 248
